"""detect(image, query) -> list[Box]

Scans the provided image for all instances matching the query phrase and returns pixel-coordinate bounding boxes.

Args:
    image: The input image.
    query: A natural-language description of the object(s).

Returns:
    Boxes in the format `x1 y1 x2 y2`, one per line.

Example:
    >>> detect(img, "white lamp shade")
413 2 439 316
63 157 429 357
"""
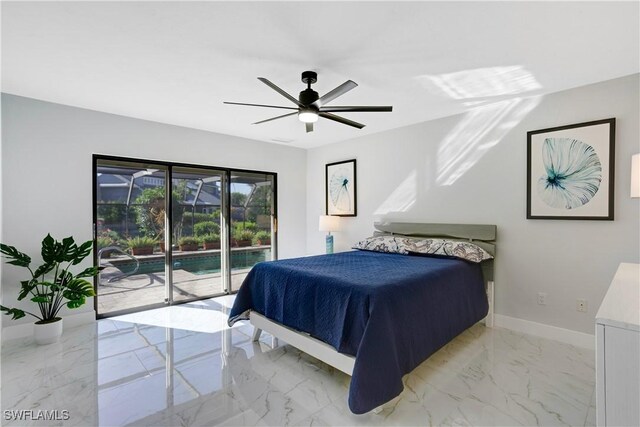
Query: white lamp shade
632 153 640 198
319 215 340 232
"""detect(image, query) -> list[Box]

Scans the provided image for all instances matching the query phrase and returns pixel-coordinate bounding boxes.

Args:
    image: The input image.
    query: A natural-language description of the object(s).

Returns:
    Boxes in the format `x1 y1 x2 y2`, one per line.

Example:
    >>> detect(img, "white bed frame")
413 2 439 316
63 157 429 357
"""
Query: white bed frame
249 222 496 386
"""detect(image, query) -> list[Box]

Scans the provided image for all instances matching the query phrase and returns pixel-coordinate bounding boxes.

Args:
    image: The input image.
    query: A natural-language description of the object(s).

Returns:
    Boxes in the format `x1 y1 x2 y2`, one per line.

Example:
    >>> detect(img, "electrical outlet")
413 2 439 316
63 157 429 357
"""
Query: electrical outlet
577 298 588 312
537 292 547 305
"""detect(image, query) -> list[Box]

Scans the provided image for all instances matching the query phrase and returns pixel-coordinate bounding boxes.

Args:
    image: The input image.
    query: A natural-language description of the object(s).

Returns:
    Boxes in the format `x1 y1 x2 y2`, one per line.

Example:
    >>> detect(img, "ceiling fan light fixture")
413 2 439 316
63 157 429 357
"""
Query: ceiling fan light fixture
224 71 392 133
298 109 318 123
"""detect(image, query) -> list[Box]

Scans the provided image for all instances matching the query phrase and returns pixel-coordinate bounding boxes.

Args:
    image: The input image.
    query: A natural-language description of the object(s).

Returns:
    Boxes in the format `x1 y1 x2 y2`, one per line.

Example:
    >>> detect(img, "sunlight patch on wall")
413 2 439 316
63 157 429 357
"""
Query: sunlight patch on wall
417 66 542 100
437 96 541 186
374 171 417 215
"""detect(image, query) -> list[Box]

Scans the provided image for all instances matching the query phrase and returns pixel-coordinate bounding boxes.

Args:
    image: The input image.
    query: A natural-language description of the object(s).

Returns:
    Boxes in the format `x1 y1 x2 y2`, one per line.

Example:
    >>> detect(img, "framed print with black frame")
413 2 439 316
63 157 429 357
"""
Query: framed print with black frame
326 159 357 216
527 118 615 220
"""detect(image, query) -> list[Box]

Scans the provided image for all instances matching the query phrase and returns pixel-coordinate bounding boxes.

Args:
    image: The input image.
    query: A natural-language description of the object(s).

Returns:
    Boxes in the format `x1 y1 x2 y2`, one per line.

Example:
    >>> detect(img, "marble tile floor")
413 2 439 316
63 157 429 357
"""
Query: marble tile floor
1 295 596 426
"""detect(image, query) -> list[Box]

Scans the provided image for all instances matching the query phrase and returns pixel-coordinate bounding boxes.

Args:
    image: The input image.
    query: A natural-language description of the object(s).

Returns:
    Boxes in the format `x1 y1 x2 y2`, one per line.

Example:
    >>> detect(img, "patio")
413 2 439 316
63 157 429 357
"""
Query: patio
97 247 269 315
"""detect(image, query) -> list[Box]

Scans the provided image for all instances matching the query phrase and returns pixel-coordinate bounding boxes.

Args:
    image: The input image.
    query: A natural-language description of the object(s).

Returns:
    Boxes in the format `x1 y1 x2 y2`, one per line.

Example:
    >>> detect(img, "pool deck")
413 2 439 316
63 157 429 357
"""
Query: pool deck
96 247 265 315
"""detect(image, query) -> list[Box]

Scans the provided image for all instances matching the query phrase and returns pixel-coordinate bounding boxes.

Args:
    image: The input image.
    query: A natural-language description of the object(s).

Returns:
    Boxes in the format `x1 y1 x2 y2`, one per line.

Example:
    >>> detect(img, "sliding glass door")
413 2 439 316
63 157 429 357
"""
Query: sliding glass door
229 172 275 292
93 156 276 318
170 167 226 303
95 160 169 315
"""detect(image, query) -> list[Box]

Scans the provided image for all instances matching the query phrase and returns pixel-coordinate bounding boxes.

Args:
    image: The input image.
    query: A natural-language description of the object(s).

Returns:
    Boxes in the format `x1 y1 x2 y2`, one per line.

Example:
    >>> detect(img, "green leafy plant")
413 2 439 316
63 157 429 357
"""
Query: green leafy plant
133 186 185 240
191 212 220 224
126 236 157 249
233 229 255 241
98 228 123 247
199 233 220 243
233 221 257 232
253 230 271 245
96 236 113 248
0 235 101 323
133 187 165 238
194 221 220 237
97 202 127 226
178 236 199 246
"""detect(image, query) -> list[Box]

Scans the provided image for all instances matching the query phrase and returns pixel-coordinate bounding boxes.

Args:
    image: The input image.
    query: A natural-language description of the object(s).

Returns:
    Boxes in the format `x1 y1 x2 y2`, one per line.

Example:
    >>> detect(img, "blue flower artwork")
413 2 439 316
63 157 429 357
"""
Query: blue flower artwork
326 159 357 216
537 138 602 209
329 168 352 212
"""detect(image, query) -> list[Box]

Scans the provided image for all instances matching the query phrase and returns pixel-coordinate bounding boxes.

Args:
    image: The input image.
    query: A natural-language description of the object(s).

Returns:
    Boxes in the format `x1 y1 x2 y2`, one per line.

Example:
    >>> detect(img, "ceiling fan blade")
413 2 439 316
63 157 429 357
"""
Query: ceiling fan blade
306 122 314 133
319 112 365 129
257 77 303 107
224 101 297 110
319 106 393 112
253 112 297 125
313 80 358 107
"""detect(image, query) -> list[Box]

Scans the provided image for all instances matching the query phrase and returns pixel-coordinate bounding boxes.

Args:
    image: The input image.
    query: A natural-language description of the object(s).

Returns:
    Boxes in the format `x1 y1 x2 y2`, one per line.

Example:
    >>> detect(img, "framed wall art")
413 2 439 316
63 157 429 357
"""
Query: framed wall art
527 118 615 220
326 159 357 216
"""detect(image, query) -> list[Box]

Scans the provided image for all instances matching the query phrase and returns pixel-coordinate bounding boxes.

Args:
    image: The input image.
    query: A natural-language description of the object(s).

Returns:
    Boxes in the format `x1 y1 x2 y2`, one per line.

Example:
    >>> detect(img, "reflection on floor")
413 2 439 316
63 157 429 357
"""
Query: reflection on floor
96 269 249 314
1 295 596 426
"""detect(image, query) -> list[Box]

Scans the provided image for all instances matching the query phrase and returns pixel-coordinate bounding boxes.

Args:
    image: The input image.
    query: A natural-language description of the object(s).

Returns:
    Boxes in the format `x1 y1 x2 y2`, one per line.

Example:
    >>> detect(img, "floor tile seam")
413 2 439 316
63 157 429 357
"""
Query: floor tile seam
582 386 596 427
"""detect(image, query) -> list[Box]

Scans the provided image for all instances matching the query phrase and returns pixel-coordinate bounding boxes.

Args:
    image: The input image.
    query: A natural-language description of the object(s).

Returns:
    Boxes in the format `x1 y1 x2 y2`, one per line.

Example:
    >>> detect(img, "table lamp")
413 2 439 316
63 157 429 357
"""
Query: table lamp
319 215 341 254
631 153 640 198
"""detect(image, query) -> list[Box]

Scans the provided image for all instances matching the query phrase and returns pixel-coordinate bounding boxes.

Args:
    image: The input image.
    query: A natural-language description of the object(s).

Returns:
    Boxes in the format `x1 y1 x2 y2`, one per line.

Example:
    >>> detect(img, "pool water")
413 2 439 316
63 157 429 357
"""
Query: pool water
115 250 270 276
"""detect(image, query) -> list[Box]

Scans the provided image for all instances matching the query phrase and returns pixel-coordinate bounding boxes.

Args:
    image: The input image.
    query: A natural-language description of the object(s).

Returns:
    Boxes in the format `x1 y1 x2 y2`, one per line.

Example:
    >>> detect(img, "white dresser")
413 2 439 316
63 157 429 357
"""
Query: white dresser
596 263 640 427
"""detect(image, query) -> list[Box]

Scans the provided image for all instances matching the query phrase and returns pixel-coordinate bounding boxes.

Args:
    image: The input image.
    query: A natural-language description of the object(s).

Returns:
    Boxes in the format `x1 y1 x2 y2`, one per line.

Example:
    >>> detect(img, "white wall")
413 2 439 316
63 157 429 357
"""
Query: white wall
1 94 307 327
307 74 640 335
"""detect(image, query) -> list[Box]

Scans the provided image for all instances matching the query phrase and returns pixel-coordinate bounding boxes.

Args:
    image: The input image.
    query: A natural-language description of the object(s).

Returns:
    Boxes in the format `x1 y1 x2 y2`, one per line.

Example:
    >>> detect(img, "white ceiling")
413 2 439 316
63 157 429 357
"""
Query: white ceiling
2 2 638 148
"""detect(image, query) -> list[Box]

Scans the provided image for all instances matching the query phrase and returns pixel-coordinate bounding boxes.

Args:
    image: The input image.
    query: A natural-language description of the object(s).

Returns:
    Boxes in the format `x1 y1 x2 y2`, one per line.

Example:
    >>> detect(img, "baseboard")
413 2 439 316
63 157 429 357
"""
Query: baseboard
1 310 594 349
494 314 595 350
1 310 96 343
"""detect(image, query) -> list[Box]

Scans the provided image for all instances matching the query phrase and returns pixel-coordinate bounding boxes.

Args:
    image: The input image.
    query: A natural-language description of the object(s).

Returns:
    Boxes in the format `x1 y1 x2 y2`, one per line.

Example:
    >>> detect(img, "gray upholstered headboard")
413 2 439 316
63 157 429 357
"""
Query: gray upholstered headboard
373 222 496 282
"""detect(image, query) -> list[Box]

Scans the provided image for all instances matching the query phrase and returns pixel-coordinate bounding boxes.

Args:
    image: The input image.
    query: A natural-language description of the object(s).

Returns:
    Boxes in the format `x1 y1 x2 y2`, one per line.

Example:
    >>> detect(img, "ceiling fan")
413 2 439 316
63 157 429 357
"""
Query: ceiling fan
224 71 393 133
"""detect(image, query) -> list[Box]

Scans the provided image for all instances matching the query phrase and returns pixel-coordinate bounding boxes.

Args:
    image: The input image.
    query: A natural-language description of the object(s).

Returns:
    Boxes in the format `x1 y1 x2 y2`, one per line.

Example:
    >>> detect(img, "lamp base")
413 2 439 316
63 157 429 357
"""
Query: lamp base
325 234 334 254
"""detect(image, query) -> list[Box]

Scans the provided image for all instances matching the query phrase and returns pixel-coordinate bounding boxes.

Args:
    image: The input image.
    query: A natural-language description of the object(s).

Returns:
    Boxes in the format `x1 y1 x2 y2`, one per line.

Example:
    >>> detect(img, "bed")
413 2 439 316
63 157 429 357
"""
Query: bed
228 222 496 414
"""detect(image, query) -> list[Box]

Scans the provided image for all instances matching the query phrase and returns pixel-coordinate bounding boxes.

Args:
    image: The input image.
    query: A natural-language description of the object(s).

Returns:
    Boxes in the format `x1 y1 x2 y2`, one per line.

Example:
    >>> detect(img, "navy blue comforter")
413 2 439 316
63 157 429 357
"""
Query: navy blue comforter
228 250 488 414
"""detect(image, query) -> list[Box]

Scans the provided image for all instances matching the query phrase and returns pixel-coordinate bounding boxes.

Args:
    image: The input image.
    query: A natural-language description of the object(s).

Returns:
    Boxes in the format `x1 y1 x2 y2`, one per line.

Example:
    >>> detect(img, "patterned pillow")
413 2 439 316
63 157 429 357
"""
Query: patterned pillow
405 239 493 263
353 235 493 263
352 235 409 254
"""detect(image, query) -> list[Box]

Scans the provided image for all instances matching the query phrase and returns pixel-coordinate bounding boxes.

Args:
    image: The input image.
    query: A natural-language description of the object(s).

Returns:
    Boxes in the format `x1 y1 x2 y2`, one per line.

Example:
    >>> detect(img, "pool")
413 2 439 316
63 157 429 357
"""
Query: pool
112 249 271 276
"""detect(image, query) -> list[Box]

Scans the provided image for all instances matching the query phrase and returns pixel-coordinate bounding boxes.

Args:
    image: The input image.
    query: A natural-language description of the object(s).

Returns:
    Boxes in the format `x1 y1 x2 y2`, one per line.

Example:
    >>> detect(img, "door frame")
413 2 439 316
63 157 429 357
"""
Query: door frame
92 154 278 319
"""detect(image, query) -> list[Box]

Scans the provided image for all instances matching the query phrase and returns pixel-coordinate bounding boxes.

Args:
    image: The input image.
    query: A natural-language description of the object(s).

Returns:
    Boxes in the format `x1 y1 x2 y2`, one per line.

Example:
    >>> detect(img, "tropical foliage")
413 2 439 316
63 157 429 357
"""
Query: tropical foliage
253 230 271 245
233 221 257 232
126 236 157 249
199 233 220 243
0 235 101 323
194 221 220 237
134 186 186 240
133 187 167 239
178 236 199 246
233 229 255 242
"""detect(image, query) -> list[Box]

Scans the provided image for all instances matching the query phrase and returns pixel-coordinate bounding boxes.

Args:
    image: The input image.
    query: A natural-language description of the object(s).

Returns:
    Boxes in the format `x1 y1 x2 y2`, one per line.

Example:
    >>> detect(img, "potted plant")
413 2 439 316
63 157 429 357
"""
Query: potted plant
253 230 271 246
96 228 122 258
0 234 101 345
200 233 220 250
96 236 114 258
178 236 199 252
127 236 157 256
233 229 255 247
236 221 257 232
